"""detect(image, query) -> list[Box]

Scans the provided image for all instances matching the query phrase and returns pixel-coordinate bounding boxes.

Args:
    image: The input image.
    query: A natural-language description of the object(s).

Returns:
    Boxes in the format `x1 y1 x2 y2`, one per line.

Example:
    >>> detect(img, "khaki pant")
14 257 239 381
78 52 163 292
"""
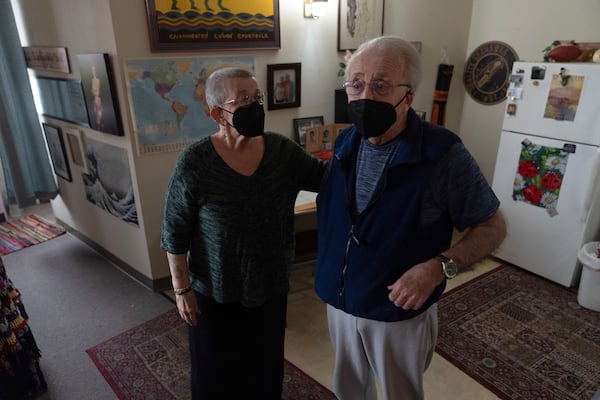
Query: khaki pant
327 304 438 400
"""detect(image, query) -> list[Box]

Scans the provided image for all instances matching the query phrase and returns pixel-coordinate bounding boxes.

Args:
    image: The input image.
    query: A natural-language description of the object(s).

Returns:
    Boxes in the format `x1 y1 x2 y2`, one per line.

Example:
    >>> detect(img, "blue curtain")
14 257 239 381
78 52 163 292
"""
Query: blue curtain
0 0 57 208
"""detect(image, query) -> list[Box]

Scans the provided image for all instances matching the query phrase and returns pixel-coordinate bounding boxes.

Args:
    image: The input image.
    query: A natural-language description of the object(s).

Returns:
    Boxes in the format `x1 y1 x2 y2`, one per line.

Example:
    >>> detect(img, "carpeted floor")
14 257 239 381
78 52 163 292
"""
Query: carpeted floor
436 265 600 400
0 214 65 255
86 307 336 400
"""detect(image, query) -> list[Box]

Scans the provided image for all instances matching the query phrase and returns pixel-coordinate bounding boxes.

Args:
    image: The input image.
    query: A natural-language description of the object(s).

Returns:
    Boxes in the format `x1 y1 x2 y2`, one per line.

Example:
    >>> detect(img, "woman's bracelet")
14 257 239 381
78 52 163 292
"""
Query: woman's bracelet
174 286 192 296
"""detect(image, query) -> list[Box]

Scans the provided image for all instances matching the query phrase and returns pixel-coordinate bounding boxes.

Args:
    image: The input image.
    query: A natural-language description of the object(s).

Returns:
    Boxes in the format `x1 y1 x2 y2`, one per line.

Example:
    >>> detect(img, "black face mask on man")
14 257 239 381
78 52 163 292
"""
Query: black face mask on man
221 101 265 137
347 92 410 139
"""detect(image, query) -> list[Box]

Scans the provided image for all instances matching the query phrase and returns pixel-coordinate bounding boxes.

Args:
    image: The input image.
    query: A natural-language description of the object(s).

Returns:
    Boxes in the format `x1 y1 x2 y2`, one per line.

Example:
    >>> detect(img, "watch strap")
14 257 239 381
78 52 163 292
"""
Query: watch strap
436 254 450 263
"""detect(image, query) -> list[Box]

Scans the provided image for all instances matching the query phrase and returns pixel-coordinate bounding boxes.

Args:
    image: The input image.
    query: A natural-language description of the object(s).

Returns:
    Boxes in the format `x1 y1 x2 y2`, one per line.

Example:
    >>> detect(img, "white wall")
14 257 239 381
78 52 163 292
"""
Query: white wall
15 0 597 288
384 0 474 134
461 0 600 181
107 1 346 285
13 0 154 281
107 0 476 286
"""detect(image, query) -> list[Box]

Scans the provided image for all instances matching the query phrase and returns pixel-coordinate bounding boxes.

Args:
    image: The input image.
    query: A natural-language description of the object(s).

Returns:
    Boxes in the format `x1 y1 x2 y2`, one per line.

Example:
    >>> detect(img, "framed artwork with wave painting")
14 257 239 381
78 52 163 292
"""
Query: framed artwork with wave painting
145 0 280 51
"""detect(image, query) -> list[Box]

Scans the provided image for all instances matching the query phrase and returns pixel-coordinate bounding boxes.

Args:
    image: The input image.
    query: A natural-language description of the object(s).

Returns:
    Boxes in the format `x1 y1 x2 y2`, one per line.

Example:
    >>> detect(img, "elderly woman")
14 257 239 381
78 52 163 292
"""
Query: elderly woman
161 67 325 399
0 257 47 399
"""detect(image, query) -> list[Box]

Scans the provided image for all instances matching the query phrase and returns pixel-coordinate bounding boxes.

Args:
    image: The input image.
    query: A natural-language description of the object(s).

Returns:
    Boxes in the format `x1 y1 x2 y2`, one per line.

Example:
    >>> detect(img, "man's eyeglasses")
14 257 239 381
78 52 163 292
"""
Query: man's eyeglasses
343 80 411 96
221 91 265 108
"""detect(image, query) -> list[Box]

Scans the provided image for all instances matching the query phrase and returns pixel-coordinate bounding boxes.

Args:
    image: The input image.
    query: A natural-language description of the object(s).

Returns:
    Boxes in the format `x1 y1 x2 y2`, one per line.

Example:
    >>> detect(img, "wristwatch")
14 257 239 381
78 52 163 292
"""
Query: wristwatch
437 254 458 279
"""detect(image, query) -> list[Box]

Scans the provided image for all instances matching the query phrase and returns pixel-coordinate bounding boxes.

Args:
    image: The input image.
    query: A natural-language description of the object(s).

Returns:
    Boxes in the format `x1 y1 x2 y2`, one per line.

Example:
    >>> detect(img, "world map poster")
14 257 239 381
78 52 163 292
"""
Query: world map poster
125 56 254 155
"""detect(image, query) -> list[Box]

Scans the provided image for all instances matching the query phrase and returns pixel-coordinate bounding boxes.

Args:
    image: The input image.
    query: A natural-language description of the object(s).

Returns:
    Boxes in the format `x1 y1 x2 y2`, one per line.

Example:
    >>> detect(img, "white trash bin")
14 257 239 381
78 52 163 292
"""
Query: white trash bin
577 241 600 312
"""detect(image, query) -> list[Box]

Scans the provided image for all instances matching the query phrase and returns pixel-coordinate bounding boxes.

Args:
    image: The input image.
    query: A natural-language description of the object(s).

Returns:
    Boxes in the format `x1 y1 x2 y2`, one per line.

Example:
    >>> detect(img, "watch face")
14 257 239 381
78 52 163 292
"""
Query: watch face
443 260 458 279
463 41 519 105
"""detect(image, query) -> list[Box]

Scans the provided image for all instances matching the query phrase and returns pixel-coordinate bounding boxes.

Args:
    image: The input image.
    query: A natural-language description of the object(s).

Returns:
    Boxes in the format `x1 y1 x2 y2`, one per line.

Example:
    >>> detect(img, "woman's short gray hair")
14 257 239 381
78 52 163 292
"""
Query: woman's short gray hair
205 67 254 109
346 36 422 91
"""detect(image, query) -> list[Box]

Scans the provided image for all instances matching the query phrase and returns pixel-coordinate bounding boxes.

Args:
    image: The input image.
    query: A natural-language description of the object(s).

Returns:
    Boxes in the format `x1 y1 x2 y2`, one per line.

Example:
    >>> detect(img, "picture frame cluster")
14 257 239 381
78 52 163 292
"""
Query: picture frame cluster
293 116 350 153
304 123 351 153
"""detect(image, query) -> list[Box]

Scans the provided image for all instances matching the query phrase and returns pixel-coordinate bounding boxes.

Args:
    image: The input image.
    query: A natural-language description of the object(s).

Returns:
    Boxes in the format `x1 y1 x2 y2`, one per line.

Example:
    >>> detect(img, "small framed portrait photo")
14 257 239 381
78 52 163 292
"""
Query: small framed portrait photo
267 63 301 110
293 116 324 147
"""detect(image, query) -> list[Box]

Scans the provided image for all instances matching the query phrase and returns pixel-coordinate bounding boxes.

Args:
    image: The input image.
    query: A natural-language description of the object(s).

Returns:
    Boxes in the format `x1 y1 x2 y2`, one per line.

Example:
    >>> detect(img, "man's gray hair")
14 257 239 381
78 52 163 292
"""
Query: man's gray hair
205 67 254 109
346 36 422 91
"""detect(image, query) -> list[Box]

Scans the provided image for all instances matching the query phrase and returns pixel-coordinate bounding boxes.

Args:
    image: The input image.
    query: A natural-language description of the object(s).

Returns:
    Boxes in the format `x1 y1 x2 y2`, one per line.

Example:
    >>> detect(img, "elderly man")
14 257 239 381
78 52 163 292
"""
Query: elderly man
314 36 506 400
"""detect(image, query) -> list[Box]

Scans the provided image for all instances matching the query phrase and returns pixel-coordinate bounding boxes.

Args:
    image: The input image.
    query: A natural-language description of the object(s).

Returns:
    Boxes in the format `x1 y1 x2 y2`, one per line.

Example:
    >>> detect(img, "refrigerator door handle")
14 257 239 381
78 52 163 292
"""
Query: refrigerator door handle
581 151 600 222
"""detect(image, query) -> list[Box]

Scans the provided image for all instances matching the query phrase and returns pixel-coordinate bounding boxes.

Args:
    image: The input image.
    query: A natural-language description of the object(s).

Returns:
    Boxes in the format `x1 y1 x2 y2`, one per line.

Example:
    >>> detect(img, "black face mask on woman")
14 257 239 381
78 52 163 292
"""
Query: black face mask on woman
221 101 265 137
347 92 410 139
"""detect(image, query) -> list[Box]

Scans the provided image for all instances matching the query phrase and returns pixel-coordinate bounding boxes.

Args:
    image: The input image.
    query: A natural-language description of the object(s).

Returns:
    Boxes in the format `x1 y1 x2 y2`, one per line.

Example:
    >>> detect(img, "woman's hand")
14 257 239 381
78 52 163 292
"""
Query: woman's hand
176 290 200 326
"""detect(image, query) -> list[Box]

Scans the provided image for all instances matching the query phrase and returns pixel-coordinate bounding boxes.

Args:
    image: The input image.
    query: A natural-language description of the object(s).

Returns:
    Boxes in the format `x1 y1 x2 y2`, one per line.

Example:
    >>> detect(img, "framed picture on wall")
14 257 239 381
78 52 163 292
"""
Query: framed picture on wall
144 0 280 51
293 116 324 146
23 46 70 73
304 127 322 152
36 77 89 127
77 53 123 136
125 55 255 156
338 0 385 51
267 63 301 110
42 123 72 182
63 126 89 174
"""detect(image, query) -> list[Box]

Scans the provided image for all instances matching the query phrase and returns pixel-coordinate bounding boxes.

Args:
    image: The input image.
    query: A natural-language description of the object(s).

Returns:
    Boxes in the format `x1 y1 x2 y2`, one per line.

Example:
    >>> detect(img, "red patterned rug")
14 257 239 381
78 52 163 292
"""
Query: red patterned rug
436 265 600 400
86 308 335 399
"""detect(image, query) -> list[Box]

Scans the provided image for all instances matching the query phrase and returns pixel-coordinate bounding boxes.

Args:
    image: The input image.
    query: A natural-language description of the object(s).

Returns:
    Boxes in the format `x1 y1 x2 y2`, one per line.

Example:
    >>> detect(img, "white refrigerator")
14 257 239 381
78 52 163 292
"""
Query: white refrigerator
491 61 600 287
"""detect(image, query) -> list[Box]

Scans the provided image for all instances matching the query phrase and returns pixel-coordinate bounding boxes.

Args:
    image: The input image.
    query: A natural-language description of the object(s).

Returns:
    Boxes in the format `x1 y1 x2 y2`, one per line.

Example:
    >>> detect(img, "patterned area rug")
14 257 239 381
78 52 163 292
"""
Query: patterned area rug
0 214 65 255
86 308 335 400
436 265 600 400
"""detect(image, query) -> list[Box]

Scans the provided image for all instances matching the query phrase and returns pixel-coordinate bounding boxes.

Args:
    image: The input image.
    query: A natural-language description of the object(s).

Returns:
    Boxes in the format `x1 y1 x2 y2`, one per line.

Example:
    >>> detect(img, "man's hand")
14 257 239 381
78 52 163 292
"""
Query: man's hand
387 259 444 310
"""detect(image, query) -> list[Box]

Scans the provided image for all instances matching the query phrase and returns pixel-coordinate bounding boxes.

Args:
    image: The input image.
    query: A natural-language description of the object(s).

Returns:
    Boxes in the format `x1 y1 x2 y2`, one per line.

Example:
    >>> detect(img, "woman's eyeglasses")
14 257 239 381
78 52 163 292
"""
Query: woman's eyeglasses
221 90 265 107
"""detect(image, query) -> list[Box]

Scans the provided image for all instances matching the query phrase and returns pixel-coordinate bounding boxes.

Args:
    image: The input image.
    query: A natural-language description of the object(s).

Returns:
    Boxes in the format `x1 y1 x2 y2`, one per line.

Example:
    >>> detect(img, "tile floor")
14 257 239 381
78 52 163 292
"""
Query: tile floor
285 257 504 399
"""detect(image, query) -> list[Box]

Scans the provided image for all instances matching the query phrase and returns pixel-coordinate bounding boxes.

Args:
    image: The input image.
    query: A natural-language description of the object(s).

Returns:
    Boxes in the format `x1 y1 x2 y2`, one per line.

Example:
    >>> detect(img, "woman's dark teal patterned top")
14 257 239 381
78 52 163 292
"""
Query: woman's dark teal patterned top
161 132 325 307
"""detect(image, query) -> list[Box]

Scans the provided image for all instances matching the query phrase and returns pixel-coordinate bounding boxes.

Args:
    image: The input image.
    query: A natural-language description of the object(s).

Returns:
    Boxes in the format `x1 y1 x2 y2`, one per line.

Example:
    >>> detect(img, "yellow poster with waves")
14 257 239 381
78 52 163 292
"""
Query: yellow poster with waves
146 0 280 51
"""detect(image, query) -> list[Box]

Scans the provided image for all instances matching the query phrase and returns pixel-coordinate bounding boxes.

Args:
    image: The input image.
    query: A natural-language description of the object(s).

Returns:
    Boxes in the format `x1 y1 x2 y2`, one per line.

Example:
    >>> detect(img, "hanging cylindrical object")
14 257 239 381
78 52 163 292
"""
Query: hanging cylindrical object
431 64 454 126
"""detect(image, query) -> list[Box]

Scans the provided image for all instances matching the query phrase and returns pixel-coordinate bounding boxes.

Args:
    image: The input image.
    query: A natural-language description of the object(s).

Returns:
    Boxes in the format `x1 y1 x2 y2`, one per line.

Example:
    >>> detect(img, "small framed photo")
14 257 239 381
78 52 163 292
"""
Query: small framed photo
63 126 89 174
77 53 123 136
42 123 72 182
334 123 351 141
305 127 322 152
293 116 324 146
319 124 335 150
267 63 301 110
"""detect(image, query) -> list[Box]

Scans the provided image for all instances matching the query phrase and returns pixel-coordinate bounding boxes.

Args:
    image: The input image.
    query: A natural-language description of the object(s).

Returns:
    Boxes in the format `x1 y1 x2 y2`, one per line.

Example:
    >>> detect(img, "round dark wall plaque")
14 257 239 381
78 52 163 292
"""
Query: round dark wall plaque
463 41 519 105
